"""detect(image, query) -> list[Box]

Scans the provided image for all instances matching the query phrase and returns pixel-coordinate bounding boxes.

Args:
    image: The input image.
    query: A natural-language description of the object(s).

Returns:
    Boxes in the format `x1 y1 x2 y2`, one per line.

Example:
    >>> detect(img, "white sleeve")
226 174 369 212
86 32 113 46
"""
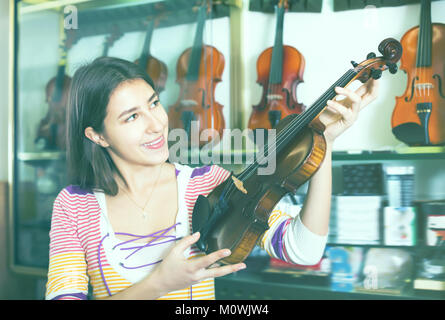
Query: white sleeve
259 200 328 266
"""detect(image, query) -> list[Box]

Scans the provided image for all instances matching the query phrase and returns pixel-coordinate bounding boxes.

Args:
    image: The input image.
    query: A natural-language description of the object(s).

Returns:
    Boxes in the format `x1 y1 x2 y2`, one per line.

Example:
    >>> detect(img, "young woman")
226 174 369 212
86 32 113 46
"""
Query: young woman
45 57 378 300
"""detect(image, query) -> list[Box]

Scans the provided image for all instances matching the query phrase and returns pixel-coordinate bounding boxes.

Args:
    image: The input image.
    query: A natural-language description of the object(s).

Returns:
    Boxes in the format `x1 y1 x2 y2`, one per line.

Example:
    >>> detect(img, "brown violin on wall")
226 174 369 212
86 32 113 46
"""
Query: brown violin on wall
35 26 75 151
248 0 305 131
192 39 402 264
135 20 168 93
168 3 225 147
392 0 445 145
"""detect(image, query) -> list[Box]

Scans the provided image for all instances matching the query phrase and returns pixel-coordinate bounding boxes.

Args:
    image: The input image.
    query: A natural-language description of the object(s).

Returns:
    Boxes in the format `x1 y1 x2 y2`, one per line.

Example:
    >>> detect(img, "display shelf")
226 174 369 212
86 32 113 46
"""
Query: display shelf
17 151 65 162
19 0 241 15
215 270 445 300
332 150 445 161
15 148 445 164
327 242 445 250
178 148 445 164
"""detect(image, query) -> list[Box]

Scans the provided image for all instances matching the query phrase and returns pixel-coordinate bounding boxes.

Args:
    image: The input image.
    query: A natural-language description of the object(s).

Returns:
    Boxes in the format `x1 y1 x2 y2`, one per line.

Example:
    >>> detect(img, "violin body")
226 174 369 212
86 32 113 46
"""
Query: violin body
36 25 74 150
136 56 168 93
392 0 445 146
248 3 305 131
168 45 225 146
168 6 225 147
249 45 305 130
135 21 168 93
36 74 71 150
196 118 326 264
192 38 403 264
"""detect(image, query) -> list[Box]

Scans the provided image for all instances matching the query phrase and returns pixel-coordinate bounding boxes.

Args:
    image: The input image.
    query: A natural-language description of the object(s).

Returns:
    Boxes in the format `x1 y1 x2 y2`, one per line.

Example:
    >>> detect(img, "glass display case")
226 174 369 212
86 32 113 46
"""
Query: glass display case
9 0 242 276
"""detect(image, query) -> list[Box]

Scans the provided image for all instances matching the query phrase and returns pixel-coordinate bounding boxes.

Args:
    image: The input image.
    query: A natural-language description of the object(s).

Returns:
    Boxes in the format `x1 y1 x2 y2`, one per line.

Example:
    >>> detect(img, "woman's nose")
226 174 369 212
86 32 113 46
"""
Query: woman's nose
144 111 164 133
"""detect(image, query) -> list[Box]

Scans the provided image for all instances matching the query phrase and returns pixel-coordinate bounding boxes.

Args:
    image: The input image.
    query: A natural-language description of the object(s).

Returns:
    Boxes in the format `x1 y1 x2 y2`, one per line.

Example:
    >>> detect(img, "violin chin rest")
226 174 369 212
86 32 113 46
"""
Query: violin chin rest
192 195 211 235
392 122 427 146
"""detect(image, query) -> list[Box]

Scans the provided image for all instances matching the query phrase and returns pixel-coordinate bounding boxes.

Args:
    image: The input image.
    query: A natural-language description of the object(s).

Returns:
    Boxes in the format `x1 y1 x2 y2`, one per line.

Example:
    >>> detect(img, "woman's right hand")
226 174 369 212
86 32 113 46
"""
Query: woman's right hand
148 232 246 297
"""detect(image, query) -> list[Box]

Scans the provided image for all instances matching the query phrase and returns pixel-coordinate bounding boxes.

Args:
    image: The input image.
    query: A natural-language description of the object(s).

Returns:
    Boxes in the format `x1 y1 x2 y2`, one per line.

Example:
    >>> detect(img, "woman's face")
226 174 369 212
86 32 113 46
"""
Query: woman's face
96 78 169 168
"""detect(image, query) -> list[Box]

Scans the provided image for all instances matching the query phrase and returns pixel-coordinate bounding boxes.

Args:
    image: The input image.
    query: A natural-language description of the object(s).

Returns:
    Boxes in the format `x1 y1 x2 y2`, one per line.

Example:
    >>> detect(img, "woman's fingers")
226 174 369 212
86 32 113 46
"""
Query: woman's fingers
191 249 246 280
204 262 246 279
192 248 232 270
326 100 355 122
173 232 200 254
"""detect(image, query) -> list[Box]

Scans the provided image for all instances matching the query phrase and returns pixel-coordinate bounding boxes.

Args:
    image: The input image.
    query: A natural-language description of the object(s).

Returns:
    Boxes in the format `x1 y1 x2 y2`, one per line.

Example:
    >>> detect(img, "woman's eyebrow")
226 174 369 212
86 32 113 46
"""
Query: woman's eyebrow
118 92 159 119
148 92 158 103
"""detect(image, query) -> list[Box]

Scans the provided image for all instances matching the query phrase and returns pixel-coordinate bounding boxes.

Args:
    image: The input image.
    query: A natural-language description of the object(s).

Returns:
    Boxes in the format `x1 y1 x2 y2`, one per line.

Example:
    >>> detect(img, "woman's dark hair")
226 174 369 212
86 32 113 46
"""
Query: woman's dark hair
66 56 156 196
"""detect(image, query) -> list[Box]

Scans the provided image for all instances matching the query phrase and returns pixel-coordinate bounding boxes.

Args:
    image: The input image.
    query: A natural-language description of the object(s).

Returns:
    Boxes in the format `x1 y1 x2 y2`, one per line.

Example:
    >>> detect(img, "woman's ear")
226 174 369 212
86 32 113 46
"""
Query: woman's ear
84 127 110 148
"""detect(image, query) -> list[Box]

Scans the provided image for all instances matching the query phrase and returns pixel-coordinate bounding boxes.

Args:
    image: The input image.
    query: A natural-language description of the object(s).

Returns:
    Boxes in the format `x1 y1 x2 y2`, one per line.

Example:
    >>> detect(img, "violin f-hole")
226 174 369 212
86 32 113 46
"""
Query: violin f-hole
405 76 419 102
433 74 445 99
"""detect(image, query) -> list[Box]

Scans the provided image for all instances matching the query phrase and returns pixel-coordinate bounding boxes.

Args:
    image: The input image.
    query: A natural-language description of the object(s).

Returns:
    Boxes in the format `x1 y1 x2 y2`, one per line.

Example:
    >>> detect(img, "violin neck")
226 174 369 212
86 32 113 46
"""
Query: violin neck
139 21 155 71
253 69 357 171
417 0 432 67
269 5 285 85
186 5 207 81
229 69 357 199
53 22 68 103
102 41 109 57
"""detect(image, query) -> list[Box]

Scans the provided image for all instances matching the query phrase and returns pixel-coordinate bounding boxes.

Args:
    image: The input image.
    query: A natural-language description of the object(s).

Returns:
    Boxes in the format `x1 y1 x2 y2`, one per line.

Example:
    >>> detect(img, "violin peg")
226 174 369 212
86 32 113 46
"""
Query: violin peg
370 68 382 80
366 52 376 59
351 61 358 68
387 63 398 74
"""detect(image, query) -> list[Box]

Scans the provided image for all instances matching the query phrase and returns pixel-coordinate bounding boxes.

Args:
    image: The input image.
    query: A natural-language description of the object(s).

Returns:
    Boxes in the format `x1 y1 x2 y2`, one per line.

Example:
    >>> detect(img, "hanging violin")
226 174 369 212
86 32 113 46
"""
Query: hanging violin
135 20 168 93
248 0 305 132
192 39 402 264
168 3 225 147
102 25 122 58
392 0 445 146
35 22 75 151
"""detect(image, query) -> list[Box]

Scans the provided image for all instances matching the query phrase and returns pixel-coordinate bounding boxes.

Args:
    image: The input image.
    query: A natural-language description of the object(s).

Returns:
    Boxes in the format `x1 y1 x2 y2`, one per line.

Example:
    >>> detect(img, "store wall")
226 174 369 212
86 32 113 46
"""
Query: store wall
239 0 445 200
241 0 445 151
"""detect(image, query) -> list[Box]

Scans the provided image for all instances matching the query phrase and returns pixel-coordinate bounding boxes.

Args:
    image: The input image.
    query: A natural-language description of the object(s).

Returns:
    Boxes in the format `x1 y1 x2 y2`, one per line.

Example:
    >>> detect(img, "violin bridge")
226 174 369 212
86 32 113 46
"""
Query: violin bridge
232 176 248 194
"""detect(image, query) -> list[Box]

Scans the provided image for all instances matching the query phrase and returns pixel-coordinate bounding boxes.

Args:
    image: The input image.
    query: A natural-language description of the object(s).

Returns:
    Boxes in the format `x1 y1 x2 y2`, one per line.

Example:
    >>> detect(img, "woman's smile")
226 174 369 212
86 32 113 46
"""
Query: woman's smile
142 135 165 150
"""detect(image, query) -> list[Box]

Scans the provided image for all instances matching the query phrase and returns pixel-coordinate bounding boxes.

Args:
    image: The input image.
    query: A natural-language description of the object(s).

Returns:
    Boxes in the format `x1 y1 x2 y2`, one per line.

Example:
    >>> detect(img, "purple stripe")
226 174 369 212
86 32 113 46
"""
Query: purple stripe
51 292 87 300
190 166 211 178
175 168 180 177
66 185 91 195
271 220 287 261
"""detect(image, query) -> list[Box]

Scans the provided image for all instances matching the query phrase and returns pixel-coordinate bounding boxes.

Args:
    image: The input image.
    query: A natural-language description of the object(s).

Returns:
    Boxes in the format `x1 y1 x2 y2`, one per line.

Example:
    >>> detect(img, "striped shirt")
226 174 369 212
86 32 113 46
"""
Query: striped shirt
45 163 327 300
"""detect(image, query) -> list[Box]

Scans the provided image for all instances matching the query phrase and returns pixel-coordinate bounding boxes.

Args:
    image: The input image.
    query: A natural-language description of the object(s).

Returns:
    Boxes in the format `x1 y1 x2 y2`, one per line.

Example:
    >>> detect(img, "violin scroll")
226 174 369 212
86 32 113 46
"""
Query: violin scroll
353 38 402 83
378 37 403 63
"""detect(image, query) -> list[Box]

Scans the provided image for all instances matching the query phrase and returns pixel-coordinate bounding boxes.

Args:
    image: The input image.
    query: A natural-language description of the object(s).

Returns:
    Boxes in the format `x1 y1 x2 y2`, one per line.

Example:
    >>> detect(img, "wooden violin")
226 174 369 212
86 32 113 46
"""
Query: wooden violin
102 25 122 57
192 39 402 264
248 0 305 131
392 0 445 145
35 24 75 151
168 3 225 147
135 20 168 93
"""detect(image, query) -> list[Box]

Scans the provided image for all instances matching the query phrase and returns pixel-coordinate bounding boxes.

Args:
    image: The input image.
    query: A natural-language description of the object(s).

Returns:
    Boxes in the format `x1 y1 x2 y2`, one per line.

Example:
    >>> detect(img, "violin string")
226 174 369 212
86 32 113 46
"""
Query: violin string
223 69 356 199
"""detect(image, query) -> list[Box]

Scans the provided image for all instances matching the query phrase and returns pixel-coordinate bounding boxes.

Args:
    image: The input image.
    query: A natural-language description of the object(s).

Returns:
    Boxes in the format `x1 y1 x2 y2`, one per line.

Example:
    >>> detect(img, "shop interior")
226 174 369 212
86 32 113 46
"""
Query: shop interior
0 0 445 300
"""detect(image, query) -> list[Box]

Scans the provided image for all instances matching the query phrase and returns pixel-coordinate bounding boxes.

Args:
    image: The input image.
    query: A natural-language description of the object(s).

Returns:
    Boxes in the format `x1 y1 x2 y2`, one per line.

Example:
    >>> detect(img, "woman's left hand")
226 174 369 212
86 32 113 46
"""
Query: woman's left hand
318 79 379 146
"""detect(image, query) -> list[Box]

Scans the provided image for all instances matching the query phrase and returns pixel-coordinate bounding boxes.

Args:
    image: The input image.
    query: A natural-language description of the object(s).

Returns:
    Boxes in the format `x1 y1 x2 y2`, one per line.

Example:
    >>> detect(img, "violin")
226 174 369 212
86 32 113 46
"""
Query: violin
392 0 445 146
135 20 168 93
192 39 402 264
168 3 225 147
248 0 305 132
35 24 75 151
102 25 122 57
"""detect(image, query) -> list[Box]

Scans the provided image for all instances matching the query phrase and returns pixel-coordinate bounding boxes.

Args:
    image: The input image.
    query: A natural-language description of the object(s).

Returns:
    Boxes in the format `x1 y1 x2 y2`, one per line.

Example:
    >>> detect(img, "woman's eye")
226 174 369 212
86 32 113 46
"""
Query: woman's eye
126 113 138 122
150 100 160 109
